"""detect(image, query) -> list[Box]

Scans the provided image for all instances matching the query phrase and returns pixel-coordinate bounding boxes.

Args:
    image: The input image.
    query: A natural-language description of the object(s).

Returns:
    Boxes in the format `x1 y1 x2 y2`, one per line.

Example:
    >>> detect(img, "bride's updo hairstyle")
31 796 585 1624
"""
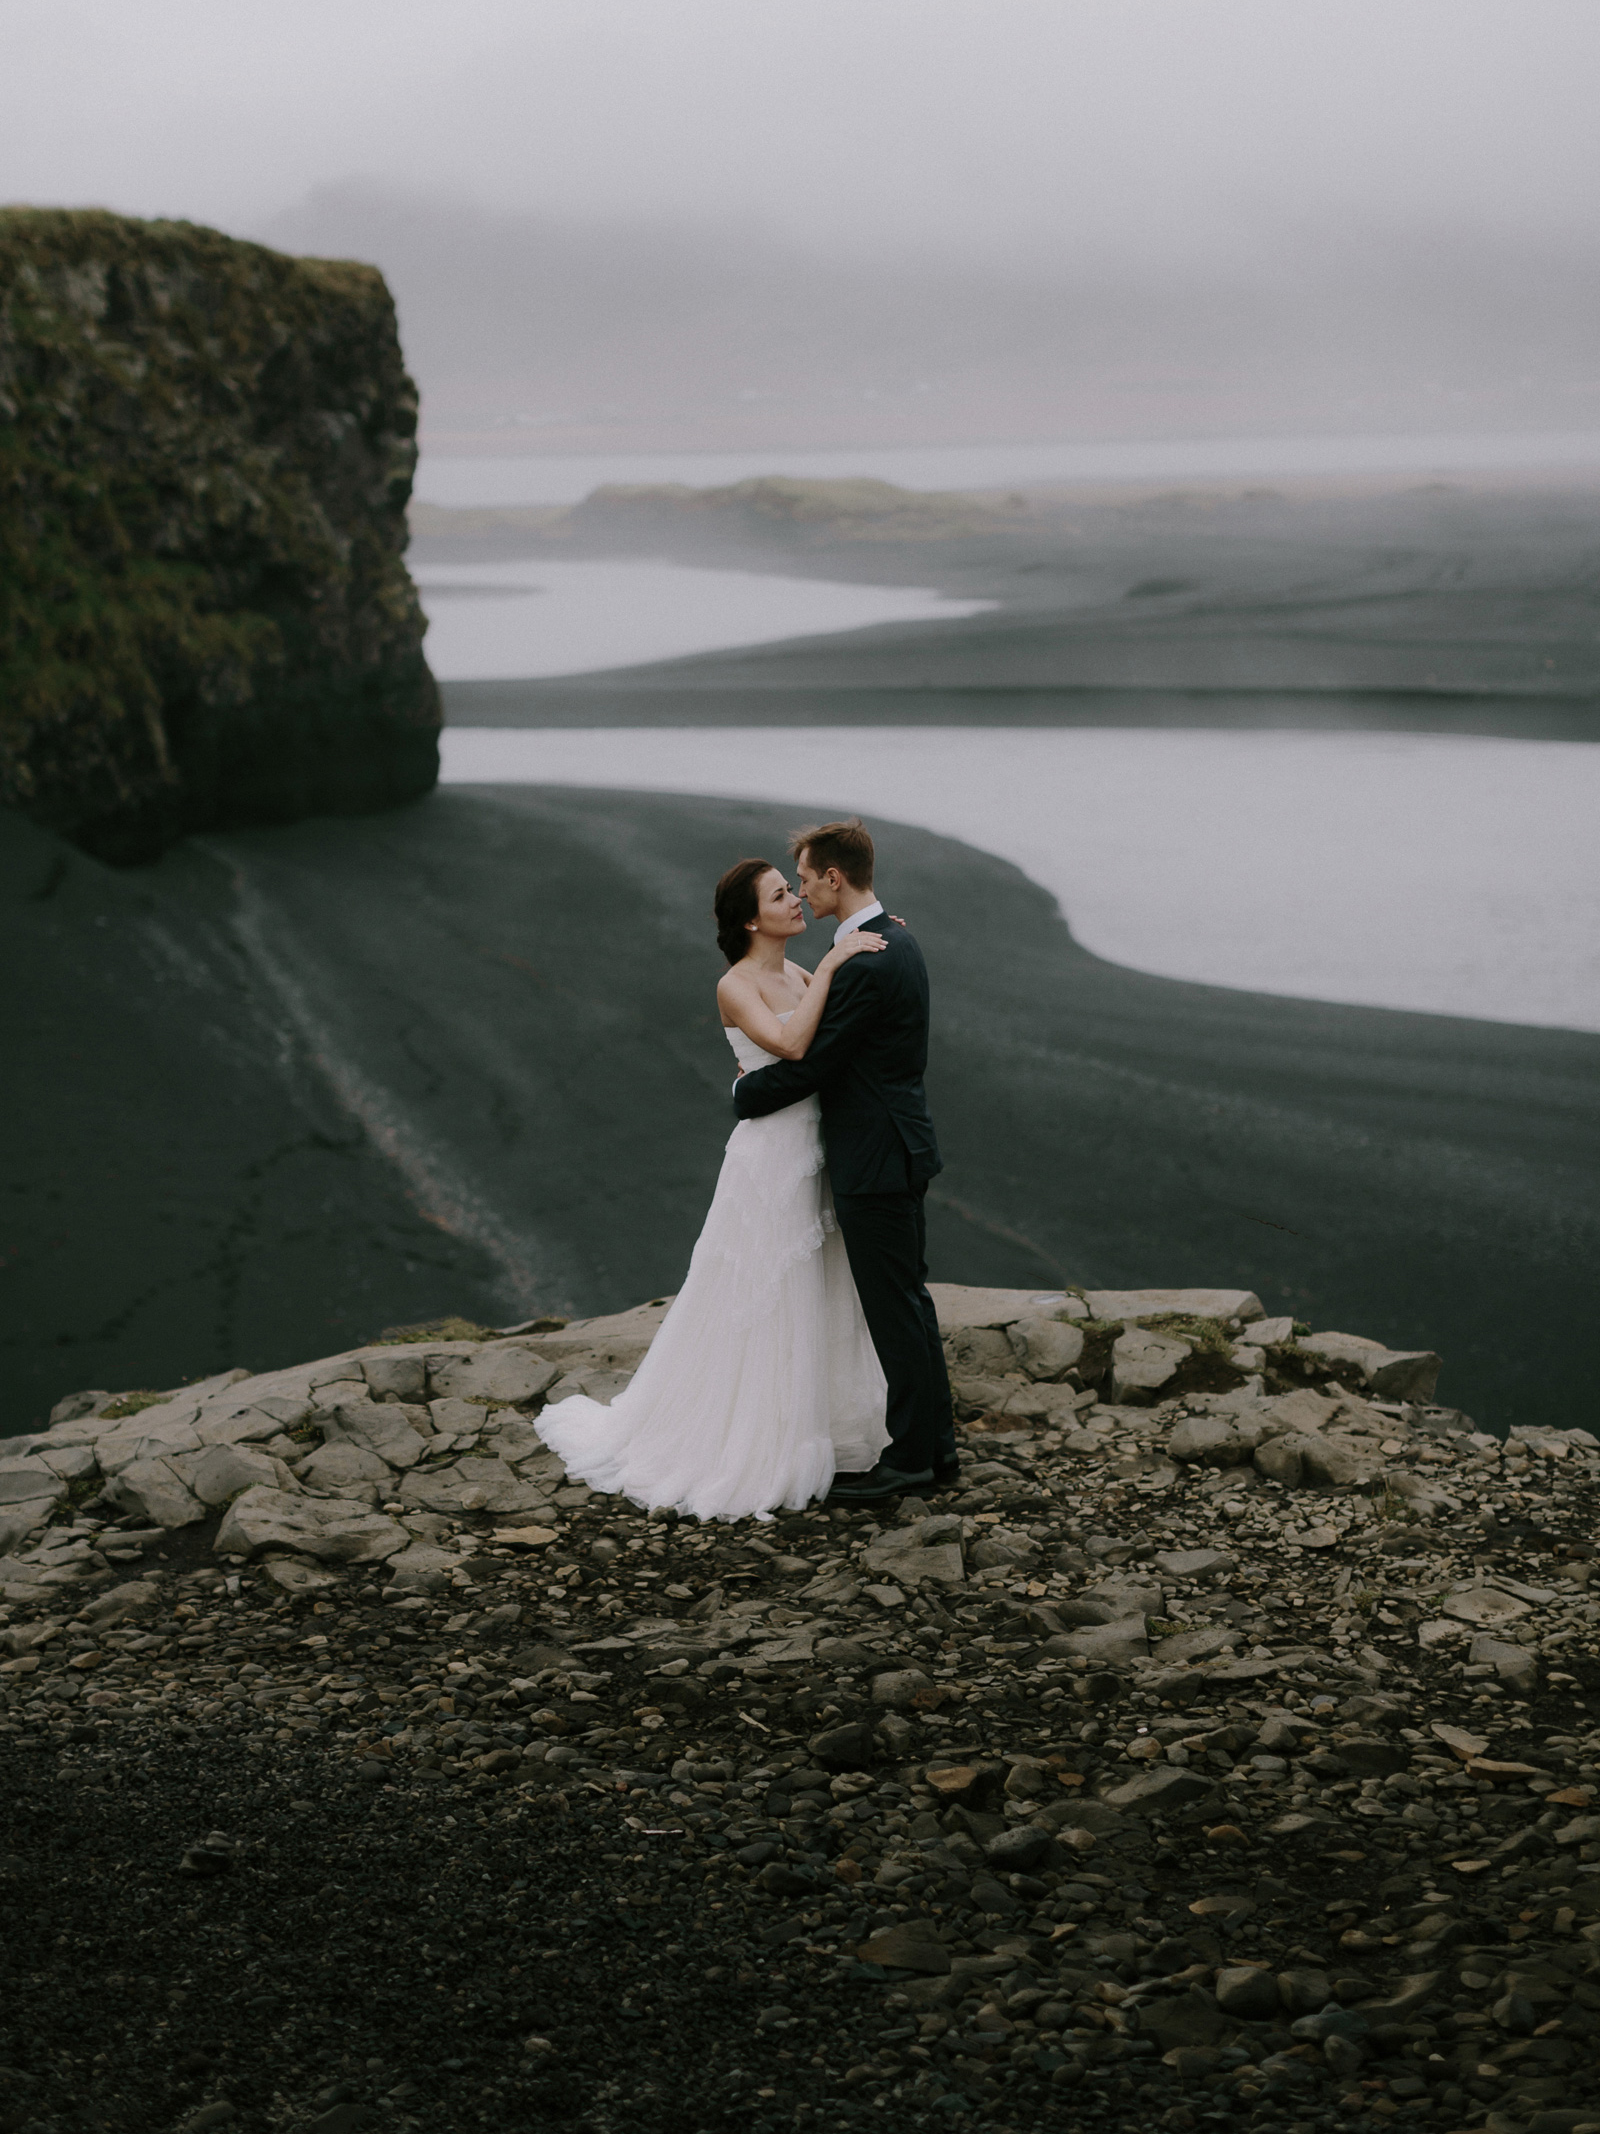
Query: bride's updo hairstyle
714 857 778 965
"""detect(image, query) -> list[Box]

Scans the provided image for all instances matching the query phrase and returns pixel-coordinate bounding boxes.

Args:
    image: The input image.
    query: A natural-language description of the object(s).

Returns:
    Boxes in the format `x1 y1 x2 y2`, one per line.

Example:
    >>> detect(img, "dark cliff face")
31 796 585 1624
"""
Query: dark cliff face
0 209 440 862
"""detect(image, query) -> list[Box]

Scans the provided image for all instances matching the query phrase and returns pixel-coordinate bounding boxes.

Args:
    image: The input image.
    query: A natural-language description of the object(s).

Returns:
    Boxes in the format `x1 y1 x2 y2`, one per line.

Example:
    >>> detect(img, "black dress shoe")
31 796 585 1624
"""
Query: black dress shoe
929 1463 963 1491
825 1459 936 1503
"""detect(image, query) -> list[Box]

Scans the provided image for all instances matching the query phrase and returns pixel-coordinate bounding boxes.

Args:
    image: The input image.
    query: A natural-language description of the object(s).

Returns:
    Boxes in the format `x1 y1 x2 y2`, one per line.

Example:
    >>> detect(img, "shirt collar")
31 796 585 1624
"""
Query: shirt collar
833 898 884 942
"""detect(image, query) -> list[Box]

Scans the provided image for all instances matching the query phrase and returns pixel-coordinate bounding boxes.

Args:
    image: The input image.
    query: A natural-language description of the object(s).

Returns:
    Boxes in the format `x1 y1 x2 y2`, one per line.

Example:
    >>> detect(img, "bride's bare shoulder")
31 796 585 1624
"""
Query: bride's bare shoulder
716 963 753 1025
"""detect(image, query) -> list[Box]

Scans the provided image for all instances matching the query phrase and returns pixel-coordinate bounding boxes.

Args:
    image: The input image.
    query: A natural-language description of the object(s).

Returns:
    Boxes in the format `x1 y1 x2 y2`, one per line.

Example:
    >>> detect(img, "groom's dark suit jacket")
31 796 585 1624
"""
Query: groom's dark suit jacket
733 914 942 1195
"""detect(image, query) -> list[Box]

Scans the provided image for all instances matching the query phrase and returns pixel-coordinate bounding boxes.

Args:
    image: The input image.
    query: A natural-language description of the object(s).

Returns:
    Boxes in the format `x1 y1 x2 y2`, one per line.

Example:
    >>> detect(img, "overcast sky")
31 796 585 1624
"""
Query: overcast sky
4 0 1600 273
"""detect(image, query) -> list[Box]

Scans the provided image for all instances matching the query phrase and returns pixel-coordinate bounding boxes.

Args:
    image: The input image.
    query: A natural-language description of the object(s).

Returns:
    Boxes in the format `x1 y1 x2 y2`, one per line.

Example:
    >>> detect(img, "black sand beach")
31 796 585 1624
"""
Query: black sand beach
424 479 1600 740
7 785 1597 1441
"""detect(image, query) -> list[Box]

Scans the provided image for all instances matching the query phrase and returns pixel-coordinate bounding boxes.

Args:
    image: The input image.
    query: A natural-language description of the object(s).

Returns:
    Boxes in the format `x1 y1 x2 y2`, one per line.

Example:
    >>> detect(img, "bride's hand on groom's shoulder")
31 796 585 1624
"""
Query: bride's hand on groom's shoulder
824 931 889 968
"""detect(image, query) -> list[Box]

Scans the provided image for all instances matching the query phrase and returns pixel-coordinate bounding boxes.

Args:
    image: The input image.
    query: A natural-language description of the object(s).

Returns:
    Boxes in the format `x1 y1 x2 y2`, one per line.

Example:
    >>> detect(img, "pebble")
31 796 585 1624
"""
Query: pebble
4 1289 1600 2130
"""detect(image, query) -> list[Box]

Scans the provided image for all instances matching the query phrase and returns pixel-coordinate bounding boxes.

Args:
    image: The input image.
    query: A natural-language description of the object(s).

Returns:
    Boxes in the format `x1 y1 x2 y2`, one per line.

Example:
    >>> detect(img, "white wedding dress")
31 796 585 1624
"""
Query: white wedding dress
533 1016 889 1519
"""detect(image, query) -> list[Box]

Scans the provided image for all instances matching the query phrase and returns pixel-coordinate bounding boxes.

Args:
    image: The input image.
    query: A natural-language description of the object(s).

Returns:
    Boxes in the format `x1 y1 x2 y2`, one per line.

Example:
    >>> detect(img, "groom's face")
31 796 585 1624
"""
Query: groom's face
796 852 840 918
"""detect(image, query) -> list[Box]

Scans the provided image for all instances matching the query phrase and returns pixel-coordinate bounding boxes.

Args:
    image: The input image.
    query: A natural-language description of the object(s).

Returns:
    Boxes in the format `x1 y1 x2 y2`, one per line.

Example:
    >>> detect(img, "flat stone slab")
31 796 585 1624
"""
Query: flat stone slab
426 1347 560 1406
1054 1615 1150 1664
1155 1626 1240 1664
1154 1549 1236 1579
1099 1765 1214 1815
1293 1332 1442 1402
1444 1586 1530 1626
1085 1288 1264 1324
260 1554 343 1595
0 1461 63 1505
214 1486 408 1563
520 1303 672 1371
398 1459 550 1516
859 1541 965 1587
1111 1326 1192 1402
928 1283 1084 1331
172 1441 295 1507
104 1456 205 1529
857 1925 950 1974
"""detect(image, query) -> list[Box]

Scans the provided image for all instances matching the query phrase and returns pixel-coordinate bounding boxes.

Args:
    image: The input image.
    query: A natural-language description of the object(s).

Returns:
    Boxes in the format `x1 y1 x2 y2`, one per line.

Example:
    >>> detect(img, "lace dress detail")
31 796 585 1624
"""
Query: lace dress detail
532 1015 889 1519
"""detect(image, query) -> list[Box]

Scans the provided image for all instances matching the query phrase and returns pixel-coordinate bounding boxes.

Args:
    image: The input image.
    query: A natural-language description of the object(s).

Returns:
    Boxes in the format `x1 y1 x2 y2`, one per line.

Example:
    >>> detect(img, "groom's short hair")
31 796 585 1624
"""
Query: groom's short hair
791 817 874 888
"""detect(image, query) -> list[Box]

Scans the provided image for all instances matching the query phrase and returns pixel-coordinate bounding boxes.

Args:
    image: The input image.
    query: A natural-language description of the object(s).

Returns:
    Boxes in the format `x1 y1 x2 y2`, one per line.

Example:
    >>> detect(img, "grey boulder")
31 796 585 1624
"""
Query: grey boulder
1469 1633 1538 1694
1214 1966 1281 2019
214 1486 408 1563
968 1537 1029 1570
399 1459 553 1516
1155 1626 1240 1664
295 1440 395 1504
1085 1288 1262 1324
1445 1586 1530 1627
1154 1548 1236 1579
360 1352 428 1403
427 1345 562 1407
0 1499 60 1555
1168 1415 1251 1467
173 1441 298 1507
319 1397 430 1471
0 1458 65 1507
984 1824 1053 1873
1137 1988 1227 2052
1005 1315 1085 1382
103 1456 206 1529
857 1923 950 1974
1109 1327 1192 1404
1053 1616 1149 1665
260 1554 343 1596
1099 1765 1213 1815
1292 1332 1441 1403
1255 1430 1376 1488
870 1669 932 1709
386 1543 461 1595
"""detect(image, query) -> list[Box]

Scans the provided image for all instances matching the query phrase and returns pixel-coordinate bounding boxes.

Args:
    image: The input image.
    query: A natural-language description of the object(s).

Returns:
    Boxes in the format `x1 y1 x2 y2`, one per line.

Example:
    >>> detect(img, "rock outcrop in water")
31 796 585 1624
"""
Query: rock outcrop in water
0 208 439 862
4 1285 1600 2131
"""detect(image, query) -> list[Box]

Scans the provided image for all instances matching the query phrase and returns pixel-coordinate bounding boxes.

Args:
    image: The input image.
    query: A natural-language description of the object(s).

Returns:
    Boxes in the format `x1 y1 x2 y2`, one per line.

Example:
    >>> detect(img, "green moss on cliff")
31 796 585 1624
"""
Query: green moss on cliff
0 209 440 860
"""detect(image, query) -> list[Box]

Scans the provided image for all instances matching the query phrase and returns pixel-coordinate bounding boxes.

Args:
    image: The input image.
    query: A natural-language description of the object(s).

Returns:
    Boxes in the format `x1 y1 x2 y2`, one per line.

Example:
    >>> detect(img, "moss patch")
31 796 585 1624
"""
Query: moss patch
97 1388 171 1420
1070 1317 1126 1389
373 1315 499 1345
48 1473 105 1521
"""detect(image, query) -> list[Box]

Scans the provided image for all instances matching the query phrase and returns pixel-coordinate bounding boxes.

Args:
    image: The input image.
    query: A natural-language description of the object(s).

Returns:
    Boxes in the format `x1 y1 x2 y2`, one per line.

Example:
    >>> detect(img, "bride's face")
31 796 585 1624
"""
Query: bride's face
753 867 806 942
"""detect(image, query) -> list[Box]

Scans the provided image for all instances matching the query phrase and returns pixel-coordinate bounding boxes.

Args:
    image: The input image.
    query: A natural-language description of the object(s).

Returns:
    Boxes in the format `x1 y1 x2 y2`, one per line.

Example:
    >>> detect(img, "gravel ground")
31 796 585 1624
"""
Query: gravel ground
6 1398 1600 2134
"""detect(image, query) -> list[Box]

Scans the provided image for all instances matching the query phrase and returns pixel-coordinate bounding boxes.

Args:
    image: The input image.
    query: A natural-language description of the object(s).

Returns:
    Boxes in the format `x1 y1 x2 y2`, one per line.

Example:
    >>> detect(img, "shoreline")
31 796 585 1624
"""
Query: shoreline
439 681 1600 743
7 787 1598 1441
413 477 1600 746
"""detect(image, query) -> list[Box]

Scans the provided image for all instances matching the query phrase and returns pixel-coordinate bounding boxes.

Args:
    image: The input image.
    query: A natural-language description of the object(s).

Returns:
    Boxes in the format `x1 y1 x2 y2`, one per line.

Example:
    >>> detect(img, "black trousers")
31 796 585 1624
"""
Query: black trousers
831 1182 957 1475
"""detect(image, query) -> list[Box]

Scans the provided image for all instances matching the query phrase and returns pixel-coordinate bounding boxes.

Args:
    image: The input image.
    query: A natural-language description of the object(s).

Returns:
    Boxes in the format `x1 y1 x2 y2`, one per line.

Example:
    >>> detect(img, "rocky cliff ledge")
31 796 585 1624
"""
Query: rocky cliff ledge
4 1286 1598 2133
0 209 439 861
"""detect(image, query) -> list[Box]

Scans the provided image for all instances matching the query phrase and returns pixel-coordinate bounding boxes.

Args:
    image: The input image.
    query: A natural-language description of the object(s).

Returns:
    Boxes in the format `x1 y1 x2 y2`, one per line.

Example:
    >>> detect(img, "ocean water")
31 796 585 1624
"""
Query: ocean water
414 557 992 680
414 426 1600 509
439 726 1600 1035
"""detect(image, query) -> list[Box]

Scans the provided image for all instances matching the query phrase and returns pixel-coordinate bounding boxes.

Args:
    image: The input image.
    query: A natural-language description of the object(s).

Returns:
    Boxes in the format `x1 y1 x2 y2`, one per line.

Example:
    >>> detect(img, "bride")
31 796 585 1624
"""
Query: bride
532 856 892 1520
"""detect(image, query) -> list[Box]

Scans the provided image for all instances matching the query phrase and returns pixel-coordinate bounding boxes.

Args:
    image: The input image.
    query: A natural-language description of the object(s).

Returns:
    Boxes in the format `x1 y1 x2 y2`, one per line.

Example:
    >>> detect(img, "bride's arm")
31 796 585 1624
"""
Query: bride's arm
718 934 886 1061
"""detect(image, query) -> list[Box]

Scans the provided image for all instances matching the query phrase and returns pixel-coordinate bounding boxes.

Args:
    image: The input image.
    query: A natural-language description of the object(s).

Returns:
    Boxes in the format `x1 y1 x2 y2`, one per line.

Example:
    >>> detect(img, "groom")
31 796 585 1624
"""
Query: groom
733 818 959 1502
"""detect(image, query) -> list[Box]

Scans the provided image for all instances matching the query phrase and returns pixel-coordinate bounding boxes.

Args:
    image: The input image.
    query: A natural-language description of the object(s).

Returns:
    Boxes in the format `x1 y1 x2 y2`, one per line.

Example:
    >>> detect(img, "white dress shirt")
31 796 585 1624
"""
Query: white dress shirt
831 898 884 942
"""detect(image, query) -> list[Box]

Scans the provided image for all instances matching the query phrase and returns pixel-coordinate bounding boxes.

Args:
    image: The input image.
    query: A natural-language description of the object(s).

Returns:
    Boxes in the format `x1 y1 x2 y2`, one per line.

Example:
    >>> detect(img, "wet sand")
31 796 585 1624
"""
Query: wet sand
427 479 1600 740
6 787 1596 1441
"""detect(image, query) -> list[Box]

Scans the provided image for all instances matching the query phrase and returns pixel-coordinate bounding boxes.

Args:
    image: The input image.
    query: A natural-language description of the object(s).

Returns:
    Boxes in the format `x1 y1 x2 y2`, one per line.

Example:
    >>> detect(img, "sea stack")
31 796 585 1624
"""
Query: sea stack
0 208 440 861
